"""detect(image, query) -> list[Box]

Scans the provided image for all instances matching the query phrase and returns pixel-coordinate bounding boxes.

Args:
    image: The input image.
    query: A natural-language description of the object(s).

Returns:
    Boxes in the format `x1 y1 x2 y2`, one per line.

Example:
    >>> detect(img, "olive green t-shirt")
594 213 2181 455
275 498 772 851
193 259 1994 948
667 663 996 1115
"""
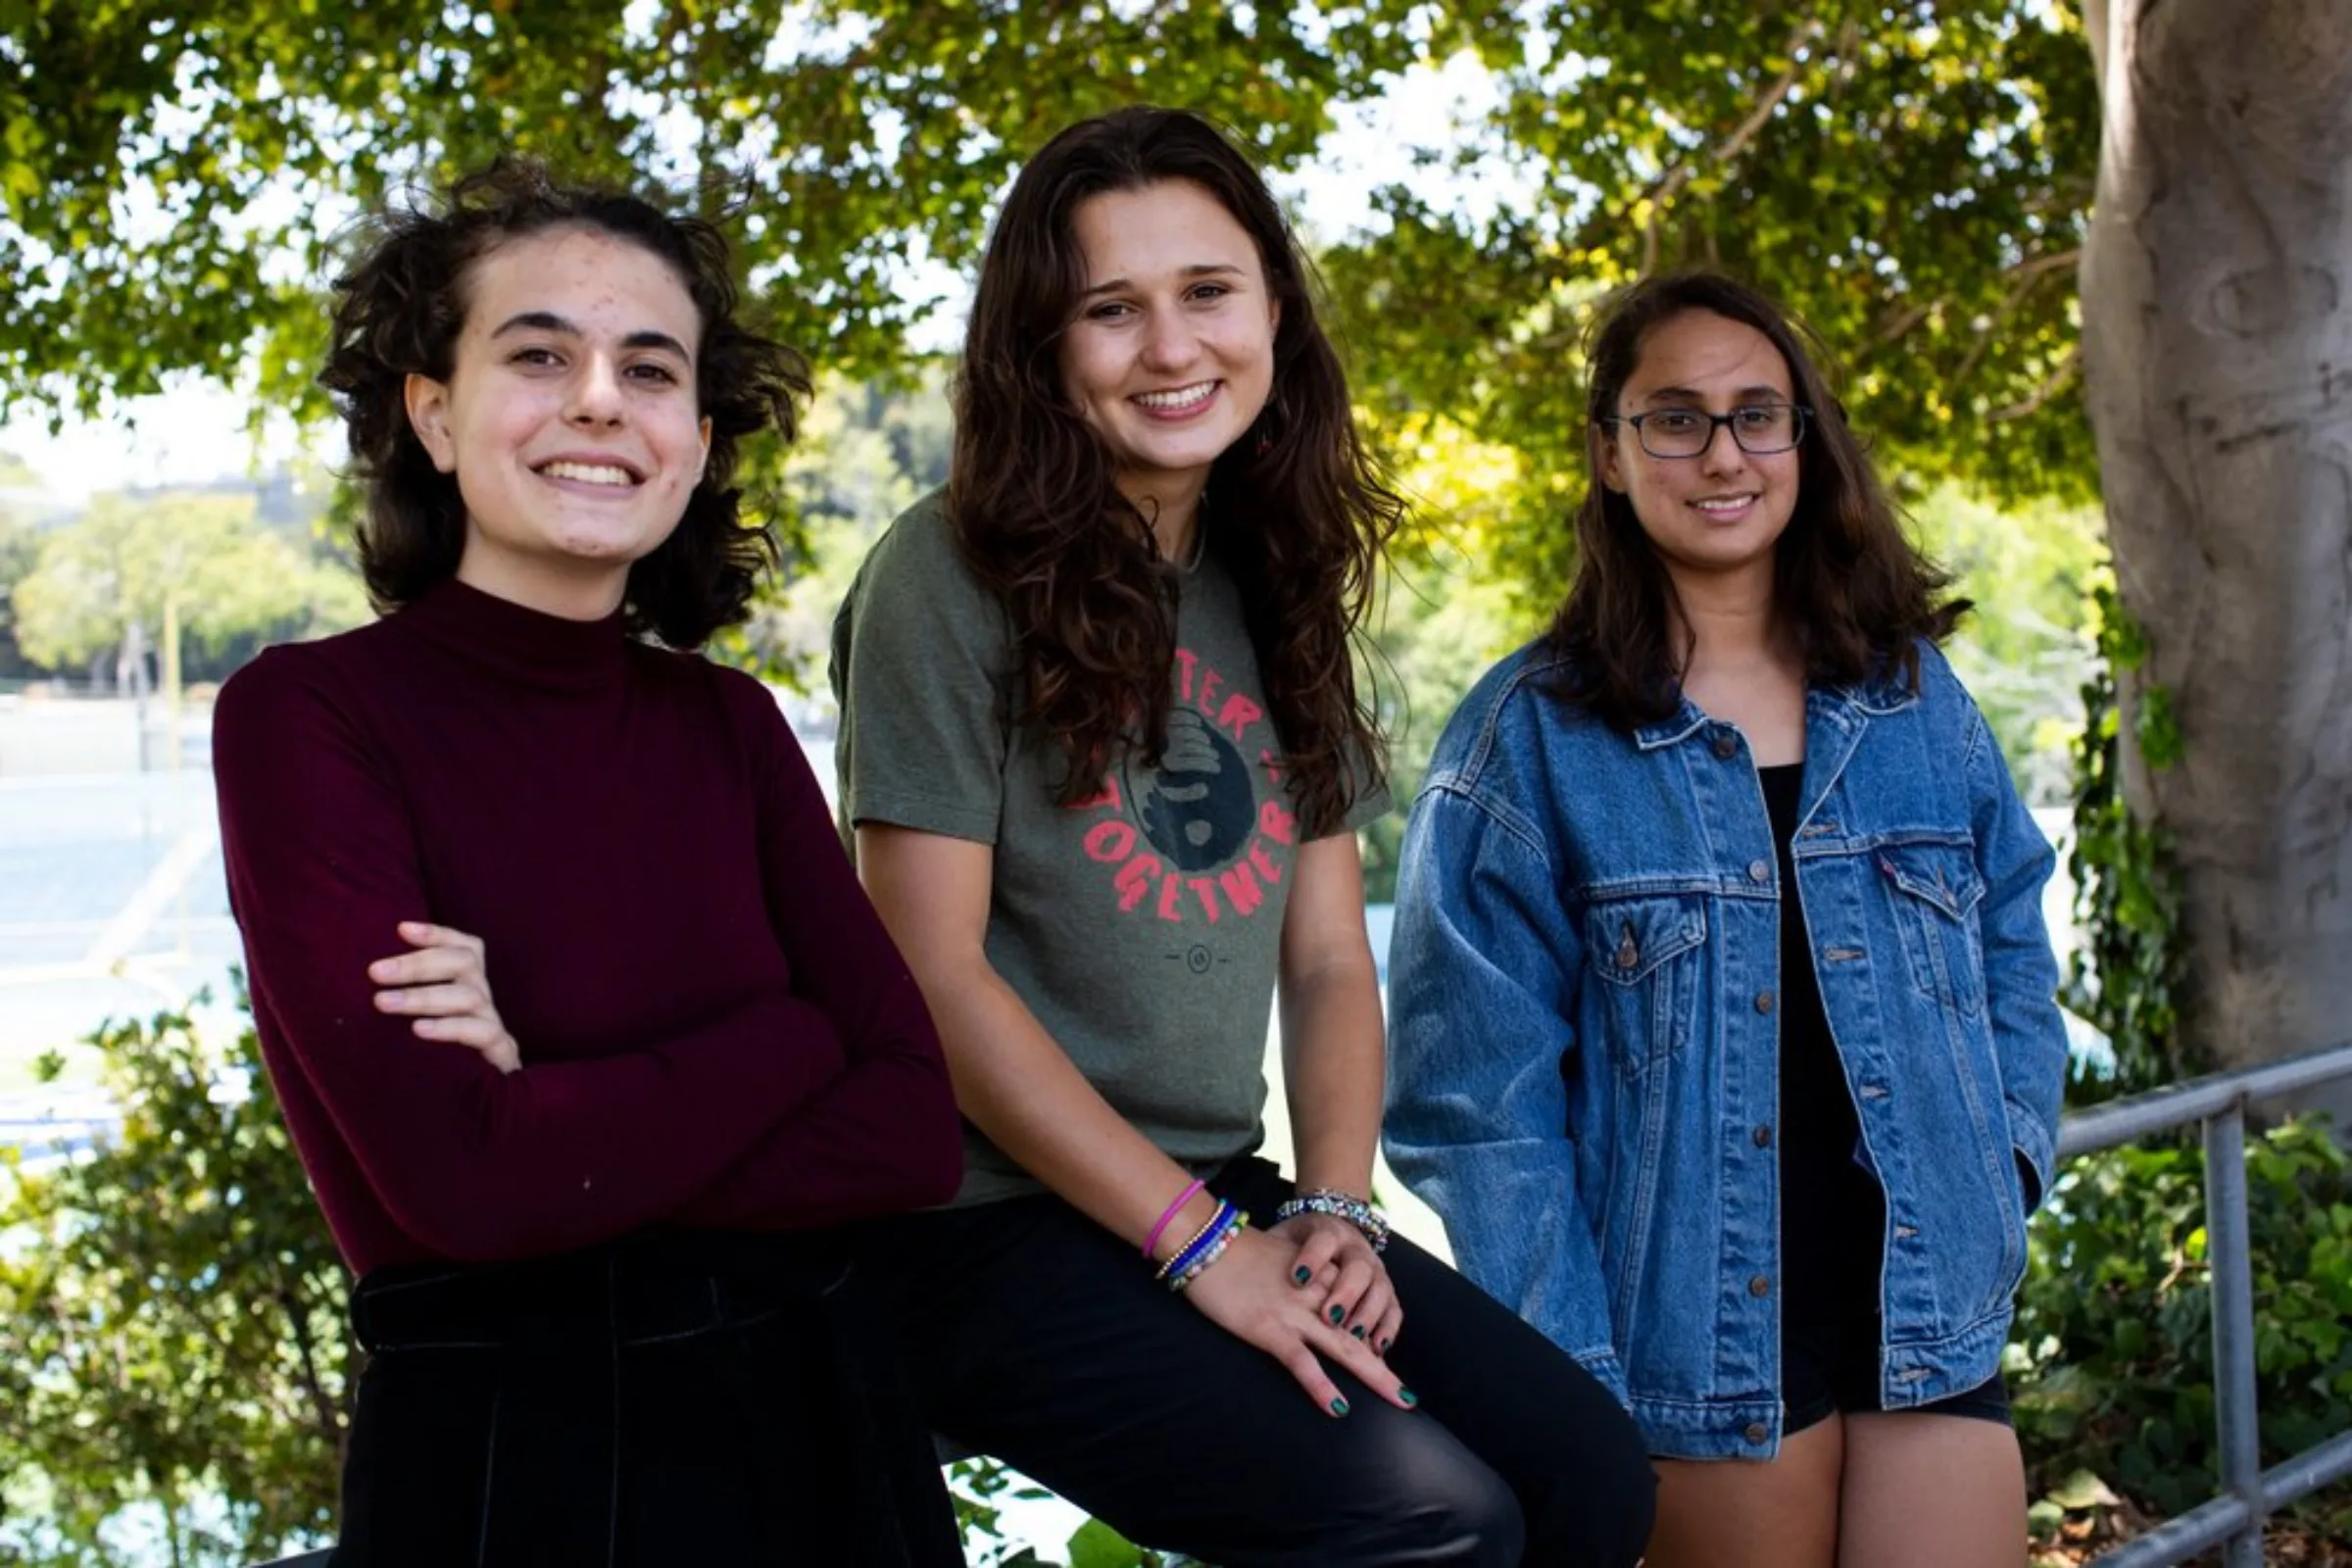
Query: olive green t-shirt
829 492 1389 1207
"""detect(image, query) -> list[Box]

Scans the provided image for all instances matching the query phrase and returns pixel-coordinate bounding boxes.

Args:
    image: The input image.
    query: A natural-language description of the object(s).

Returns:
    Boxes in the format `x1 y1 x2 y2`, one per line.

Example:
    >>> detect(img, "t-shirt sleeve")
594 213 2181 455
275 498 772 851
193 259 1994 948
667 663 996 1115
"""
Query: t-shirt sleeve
213 648 849 1263
829 497 1013 844
1342 762 1396 835
672 674 964 1228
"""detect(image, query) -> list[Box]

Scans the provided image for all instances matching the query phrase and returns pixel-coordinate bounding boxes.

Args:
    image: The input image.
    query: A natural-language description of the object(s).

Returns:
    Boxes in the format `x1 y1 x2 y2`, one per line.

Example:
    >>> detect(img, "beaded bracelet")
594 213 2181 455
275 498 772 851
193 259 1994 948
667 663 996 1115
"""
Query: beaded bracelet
1273 1188 1392 1253
1152 1200 1234 1282
1155 1200 1243 1285
1167 1210 1250 1294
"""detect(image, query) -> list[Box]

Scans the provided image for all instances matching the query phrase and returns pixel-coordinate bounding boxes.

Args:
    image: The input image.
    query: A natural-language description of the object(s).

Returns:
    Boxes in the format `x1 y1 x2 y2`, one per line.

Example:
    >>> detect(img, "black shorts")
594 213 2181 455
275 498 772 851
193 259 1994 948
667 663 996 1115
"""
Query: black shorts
1782 1316 2012 1436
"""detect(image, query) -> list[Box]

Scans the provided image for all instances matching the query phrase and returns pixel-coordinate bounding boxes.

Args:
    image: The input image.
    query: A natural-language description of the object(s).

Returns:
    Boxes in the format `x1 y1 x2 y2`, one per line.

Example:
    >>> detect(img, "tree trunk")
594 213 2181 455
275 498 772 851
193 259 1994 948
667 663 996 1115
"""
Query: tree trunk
2079 0 2352 1122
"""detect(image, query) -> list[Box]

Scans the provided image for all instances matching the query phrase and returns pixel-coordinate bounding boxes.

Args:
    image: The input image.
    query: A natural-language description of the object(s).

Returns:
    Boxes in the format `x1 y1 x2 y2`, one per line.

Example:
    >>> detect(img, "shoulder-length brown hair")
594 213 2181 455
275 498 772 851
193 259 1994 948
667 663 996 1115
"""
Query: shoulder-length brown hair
1549 271 1967 729
948 106 1400 836
320 158 809 649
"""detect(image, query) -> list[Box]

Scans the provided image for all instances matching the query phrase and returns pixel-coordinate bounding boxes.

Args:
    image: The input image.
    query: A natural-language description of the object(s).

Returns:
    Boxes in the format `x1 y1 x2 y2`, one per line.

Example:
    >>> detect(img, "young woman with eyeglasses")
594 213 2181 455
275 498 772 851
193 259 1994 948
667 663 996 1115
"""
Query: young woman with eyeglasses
1385 271 2070 1568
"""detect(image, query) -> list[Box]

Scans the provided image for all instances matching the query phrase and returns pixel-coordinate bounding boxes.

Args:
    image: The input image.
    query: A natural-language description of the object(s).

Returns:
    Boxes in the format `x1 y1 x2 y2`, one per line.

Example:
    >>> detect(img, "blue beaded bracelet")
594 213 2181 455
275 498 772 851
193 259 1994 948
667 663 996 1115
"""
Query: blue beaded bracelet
1168 1210 1249 1294
1155 1200 1242 1284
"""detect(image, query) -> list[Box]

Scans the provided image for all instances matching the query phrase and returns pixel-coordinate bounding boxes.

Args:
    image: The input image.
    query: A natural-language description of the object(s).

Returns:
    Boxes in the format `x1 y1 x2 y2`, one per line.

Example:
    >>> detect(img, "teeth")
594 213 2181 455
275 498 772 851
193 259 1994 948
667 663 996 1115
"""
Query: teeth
542 461 634 487
1694 496 1754 513
1134 382 1215 411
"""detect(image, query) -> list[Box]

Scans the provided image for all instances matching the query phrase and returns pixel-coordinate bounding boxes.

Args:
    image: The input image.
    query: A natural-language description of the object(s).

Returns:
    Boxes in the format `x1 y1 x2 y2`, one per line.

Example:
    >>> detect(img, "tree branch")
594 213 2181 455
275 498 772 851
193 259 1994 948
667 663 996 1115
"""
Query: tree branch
280 1276 347 1463
1571 15 1829 266
1650 22 1823 213
1952 248 2078 387
1874 248 2082 346
1989 344 2082 421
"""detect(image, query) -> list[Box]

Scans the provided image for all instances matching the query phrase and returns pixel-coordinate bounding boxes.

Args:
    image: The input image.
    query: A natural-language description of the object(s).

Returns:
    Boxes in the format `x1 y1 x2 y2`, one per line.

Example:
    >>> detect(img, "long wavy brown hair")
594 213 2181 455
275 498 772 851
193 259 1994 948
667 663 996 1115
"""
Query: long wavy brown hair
1549 271 1968 728
948 107 1401 836
321 158 810 650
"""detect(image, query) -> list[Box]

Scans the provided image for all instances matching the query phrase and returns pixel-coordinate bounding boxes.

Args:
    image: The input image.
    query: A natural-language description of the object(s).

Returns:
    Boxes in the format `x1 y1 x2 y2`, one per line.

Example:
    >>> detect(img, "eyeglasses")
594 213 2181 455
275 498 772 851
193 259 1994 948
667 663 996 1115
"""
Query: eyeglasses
1600 403 1811 460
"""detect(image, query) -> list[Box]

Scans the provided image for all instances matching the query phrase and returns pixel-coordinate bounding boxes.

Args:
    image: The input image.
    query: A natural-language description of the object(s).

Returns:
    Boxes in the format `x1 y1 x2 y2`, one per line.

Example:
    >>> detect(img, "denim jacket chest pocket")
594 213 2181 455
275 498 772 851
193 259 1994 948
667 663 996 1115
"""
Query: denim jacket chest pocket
1579 893 1709 1077
1877 840 1988 1018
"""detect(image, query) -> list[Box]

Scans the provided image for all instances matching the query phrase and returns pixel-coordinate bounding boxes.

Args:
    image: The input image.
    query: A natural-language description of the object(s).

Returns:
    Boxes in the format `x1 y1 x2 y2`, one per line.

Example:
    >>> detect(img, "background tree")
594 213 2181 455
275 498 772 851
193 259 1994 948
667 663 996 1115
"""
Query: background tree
9 490 365 690
0 515 38 683
17 1 2282 1094
2075 0 2352 1116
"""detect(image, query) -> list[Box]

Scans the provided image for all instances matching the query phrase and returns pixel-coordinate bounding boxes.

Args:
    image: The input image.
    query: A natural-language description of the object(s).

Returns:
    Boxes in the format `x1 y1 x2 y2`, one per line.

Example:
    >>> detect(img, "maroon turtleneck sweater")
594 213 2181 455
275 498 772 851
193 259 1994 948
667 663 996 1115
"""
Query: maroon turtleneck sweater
213 579 961 1275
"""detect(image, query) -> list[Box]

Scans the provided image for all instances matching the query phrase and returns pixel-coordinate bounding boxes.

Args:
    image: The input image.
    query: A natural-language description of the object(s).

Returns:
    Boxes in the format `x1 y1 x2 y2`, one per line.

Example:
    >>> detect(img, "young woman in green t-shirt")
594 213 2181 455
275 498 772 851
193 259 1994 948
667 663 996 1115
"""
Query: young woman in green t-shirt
833 106 1655 1567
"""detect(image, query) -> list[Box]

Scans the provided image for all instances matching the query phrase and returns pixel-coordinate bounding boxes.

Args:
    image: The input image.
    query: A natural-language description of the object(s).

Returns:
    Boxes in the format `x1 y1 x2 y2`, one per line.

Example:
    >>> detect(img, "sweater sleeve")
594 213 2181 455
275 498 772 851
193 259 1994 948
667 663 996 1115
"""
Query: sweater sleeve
214 650 849 1263
673 676 965 1228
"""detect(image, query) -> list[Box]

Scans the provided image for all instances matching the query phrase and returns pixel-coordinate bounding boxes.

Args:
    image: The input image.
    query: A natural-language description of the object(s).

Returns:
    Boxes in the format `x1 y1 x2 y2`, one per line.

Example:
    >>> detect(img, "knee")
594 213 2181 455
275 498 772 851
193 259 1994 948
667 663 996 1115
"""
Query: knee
1520 1412 1658 1568
1369 1448 1526 1568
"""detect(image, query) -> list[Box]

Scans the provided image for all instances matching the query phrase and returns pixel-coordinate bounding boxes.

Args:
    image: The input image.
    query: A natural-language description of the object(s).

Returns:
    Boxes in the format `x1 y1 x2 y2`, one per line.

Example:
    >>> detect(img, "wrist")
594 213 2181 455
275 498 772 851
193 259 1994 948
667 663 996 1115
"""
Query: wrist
1158 1200 1249 1294
1275 1187 1392 1253
1141 1176 1210 1261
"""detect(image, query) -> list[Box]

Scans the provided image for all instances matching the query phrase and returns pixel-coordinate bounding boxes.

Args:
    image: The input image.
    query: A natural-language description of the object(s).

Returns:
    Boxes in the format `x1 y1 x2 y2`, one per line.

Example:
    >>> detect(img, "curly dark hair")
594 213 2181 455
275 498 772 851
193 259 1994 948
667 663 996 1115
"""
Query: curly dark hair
948 106 1401 837
320 157 810 649
1548 270 1969 728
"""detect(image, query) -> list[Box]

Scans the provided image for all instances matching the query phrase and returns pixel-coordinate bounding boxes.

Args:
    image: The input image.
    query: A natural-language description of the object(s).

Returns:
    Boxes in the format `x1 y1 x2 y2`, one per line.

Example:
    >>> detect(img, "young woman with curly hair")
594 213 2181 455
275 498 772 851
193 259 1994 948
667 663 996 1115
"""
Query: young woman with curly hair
831 106 1654 1567
1386 271 2070 1568
211 160 963 1566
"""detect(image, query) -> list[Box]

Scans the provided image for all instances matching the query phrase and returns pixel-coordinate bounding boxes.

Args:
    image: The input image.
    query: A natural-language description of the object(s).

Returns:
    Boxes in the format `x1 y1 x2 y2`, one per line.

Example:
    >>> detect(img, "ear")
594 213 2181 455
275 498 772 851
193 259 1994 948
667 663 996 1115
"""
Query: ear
1597 425 1631 495
1266 292 1282 338
405 373 458 474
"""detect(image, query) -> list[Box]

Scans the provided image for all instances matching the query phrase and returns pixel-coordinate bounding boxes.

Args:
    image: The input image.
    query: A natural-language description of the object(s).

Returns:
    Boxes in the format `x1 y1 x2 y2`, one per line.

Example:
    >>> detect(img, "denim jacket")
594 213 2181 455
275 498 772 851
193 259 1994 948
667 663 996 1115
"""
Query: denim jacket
1384 639 2069 1459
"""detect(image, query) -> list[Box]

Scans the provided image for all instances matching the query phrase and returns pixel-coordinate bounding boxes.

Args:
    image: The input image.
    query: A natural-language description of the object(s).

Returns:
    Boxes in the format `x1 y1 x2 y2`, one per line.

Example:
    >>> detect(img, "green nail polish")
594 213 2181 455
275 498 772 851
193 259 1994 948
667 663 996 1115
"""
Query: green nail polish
1399 1388 1419 1407
1328 1305 1345 1324
1329 1396 1349 1417
1292 1265 1312 1285
1350 1324 1366 1340
1378 1337 1394 1353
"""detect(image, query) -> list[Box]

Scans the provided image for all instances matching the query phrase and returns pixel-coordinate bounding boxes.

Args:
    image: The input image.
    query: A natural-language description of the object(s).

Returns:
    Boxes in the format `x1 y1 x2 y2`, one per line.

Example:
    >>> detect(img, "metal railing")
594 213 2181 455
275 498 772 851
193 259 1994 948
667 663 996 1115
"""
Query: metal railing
2057 1041 2352 1568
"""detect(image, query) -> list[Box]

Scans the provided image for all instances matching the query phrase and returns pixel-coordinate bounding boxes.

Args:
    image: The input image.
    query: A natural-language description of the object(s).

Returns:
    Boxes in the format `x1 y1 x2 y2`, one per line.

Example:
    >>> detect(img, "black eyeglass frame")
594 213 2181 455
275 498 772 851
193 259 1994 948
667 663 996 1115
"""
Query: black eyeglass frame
1598 403 1814 460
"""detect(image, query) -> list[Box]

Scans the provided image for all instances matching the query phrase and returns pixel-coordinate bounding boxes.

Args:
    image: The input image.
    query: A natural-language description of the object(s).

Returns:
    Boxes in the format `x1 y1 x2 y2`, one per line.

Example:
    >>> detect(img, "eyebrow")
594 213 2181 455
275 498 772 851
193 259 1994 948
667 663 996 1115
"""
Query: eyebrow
488 311 693 363
1638 382 1788 403
1080 263 1248 301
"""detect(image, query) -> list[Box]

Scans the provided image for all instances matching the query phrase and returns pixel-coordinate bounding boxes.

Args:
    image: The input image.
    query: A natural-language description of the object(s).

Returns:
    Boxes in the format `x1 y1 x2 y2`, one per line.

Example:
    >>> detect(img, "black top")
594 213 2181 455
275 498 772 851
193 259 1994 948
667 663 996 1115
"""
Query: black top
1757 763 1886 1337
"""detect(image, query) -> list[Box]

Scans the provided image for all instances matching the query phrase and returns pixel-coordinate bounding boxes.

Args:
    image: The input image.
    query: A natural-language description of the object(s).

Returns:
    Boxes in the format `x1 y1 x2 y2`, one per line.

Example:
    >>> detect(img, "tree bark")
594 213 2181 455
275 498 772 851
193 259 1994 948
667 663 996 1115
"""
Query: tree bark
2079 1 2352 1120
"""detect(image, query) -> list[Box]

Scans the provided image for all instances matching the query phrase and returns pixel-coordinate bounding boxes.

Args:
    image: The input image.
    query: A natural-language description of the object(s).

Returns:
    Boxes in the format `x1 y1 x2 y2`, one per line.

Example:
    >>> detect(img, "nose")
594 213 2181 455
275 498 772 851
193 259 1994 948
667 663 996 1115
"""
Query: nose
566 353 626 426
1696 417 1748 476
1138 308 1200 374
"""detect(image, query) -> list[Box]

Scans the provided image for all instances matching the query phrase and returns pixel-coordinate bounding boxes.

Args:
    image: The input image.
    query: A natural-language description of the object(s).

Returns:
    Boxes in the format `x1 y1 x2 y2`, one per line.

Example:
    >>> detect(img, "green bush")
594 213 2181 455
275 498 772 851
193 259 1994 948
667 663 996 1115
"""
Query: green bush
2011 1118 2352 1537
0 992 348 1567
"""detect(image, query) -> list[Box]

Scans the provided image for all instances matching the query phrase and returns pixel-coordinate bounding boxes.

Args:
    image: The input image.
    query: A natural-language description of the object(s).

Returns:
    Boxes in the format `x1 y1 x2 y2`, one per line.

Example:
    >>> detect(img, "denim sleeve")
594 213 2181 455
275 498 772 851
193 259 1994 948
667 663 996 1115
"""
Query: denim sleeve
1384 785 1629 1405
1963 703 2069 1211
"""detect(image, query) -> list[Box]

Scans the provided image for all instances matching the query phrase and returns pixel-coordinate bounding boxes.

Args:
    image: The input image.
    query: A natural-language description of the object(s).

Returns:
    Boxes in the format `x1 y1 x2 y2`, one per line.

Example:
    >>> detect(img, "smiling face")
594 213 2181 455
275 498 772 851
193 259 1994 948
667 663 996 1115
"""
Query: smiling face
1057 178 1280 515
1599 308 1802 591
404 224 711 618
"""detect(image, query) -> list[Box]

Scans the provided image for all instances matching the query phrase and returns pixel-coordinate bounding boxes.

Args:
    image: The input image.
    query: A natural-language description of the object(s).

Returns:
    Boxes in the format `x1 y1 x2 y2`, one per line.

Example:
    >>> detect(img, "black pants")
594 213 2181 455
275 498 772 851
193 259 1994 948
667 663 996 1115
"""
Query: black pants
867 1157 1656 1567
333 1230 960 1568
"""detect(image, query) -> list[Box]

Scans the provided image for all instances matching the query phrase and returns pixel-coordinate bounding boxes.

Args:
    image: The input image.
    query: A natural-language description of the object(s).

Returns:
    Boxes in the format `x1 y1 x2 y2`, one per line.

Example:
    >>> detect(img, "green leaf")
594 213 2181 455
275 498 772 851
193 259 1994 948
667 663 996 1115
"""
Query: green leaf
2045 1469 2123 1511
1066 1516 1150 1568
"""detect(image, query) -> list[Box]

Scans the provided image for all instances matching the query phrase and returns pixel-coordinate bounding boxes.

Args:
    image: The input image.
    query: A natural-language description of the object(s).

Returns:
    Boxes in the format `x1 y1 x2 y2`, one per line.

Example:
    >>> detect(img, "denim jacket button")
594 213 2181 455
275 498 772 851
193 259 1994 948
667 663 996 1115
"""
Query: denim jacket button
1743 1421 1770 1445
1614 929 1641 970
1711 731 1740 760
1754 989 1775 1015
1747 1274 1771 1298
1752 1124 1773 1148
1747 858 1771 884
